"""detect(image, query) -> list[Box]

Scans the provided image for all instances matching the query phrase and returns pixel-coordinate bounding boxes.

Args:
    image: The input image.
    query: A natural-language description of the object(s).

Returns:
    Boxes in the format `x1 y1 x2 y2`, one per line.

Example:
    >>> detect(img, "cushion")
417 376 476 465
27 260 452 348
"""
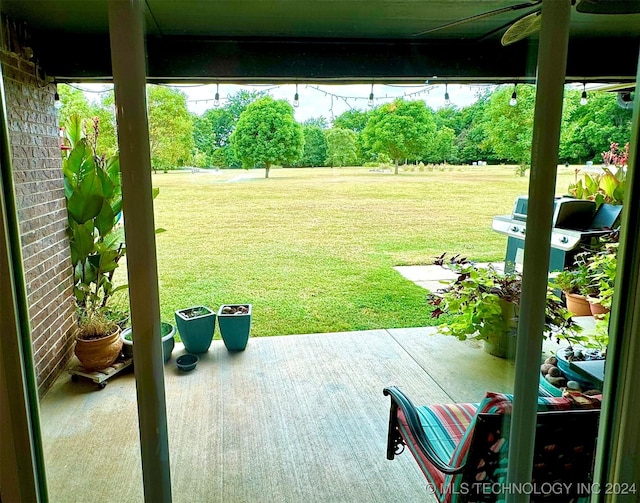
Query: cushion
397 402 477 501
442 392 600 502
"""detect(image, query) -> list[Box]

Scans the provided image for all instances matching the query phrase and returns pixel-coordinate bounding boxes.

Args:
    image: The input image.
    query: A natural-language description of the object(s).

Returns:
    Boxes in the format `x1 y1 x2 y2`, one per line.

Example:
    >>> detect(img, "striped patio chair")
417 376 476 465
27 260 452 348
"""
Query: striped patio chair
383 387 601 503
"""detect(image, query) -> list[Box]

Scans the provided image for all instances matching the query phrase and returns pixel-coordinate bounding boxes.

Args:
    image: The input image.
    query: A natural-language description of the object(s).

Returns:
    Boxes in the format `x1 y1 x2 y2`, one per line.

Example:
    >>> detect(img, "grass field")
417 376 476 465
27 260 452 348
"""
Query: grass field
112 165 577 337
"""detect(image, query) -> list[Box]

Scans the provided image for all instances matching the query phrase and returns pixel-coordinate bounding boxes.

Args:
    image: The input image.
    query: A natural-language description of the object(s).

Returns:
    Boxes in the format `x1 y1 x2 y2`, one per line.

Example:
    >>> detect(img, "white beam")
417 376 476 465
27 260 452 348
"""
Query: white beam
107 1 172 501
506 0 571 501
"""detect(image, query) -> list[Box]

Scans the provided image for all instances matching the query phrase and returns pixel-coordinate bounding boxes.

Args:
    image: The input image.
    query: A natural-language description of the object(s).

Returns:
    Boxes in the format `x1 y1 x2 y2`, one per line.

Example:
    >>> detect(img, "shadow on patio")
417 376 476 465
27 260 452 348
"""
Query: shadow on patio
40 327 520 503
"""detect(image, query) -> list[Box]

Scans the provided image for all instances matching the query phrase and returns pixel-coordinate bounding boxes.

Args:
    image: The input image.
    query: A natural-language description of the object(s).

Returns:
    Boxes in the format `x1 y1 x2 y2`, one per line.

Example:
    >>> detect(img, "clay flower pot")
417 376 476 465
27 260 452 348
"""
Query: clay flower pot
74 327 123 371
564 291 592 317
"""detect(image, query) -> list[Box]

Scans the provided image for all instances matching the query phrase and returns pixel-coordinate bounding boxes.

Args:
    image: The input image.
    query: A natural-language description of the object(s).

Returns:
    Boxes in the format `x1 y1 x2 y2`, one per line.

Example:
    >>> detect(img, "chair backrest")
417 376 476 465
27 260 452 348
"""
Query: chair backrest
459 409 600 503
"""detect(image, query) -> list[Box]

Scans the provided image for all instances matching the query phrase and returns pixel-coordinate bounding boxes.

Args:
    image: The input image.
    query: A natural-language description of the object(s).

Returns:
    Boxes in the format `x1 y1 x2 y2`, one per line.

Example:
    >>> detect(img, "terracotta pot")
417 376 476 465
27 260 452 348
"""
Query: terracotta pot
564 292 592 317
586 296 610 317
74 327 123 371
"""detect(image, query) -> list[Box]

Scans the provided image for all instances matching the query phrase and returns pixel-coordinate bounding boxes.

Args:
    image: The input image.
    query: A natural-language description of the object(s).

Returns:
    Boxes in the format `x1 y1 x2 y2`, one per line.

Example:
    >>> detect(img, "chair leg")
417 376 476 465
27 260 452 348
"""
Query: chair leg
386 399 405 460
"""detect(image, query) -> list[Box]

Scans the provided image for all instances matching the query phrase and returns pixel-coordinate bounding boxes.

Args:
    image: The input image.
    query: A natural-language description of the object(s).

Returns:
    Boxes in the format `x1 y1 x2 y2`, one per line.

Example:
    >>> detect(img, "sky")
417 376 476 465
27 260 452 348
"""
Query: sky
80 83 489 124
181 83 487 123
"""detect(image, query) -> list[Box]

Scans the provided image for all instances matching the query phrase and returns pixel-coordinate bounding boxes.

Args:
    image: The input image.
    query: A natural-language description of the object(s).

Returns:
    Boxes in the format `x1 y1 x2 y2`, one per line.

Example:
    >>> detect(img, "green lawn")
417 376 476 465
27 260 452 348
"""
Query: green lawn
113 165 576 337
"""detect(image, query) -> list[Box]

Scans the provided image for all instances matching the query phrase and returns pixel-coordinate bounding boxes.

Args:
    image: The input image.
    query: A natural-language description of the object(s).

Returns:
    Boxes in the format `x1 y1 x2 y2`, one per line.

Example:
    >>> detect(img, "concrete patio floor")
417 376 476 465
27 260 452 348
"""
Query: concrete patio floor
40 327 518 503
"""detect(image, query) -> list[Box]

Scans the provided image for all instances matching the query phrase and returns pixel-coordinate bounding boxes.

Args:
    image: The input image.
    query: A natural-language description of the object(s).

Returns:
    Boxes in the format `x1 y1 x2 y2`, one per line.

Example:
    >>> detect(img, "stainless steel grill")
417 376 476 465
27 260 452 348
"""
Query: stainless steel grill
492 196 622 272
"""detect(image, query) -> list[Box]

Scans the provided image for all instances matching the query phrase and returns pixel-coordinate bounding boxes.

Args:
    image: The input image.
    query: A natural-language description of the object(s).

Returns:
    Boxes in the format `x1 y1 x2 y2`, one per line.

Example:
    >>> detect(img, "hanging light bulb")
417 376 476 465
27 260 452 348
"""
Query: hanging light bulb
509 84 518 106
368 84 374 107
54 88 62 110
293 84 299 108
444 84 451 106
214 83 220 107
580 83 588 106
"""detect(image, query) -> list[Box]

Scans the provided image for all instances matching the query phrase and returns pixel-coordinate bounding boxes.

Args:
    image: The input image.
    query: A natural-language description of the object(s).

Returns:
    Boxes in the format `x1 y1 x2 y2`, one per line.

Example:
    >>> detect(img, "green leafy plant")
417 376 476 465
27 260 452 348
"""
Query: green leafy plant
550 256 592 295
568 142 628 208
428 254 584 348
586 243 618 349
63 114 127 320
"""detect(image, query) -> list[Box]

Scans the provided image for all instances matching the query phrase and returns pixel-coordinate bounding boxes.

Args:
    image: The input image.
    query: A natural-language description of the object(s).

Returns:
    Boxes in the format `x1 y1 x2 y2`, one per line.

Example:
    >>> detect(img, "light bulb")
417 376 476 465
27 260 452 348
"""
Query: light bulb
368 84 374 107
509 84 517 106
214 83 220 107
293 84 299 107
444 84 450 106
54 91 62 110
580 85 588 106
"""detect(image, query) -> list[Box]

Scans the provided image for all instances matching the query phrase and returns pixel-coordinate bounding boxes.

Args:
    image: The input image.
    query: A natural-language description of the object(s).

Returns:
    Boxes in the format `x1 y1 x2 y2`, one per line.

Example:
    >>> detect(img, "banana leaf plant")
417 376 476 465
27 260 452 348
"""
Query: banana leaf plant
63 114 126 314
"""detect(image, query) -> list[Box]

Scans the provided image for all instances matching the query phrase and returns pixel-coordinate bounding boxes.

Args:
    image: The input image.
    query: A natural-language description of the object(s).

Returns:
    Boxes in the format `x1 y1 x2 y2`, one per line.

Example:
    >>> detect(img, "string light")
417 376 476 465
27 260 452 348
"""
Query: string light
214 83 220 107
580 83 588 106
509 84 517 106
368 84 374 107
54 87 62 110
293 84 299 108
444 84 451 106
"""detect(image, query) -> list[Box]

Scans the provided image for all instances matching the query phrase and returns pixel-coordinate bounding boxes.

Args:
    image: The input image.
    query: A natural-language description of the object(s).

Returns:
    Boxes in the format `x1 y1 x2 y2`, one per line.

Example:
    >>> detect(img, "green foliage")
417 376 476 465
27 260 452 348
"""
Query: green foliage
333 109 371 132
303 116 329 129
57 84 93 128
147 86 194 171
230 96 304 177
429 257 580 346
325 127 357 167
300 125 328 167
427 126 457 164
193 90 264 168
482 85 535 170
559 91 633 164
568 167 625 207
63 114 127 317
362 99 436 174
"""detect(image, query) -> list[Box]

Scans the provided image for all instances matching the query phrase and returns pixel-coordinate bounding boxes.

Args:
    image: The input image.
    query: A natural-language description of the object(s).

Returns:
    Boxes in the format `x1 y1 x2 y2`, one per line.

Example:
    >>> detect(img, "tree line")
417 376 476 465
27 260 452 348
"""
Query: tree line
58 84 633 174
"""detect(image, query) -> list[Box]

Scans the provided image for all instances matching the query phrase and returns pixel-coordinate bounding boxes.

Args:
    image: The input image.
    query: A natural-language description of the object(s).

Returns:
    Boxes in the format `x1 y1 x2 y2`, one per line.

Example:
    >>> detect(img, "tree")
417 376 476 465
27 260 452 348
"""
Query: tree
90 92 118 157
560 90 633 164
482 84 535 173
303 116 329 129
428 126 457 164
333 109 370 132
193 108 235 166
325 128 357 167
362 99 436 174
193 90 263 168
300 125 328 167
58 84 93 128
230 96 304 178
147 85 194 171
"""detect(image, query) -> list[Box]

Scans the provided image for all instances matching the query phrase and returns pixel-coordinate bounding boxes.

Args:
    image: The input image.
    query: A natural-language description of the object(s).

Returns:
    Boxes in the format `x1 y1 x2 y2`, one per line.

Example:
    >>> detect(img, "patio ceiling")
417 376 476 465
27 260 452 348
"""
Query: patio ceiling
2 0 639 83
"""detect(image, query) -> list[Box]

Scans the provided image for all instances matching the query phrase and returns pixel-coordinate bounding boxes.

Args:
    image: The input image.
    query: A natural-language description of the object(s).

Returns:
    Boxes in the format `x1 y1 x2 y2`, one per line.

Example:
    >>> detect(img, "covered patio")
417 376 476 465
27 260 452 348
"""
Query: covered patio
41 327 517 502
2 1 639 502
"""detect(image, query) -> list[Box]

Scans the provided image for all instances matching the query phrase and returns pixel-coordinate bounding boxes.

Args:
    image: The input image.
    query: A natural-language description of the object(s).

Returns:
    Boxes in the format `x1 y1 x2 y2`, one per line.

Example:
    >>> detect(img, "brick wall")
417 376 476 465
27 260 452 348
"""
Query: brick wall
1 29 77 396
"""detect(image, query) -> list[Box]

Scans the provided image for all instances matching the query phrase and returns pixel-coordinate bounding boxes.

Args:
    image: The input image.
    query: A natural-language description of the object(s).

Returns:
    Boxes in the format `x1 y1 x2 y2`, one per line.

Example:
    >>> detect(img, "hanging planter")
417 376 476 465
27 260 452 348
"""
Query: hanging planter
217 304 252 351
121 322 176 362
174 306 216 353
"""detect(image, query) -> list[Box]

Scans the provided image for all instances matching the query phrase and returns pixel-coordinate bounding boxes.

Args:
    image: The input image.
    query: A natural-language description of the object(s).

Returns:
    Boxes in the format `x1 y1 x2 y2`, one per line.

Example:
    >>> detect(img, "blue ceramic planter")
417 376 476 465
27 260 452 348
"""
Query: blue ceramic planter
175 306 216 354
121 322 176 362
217 304 252 351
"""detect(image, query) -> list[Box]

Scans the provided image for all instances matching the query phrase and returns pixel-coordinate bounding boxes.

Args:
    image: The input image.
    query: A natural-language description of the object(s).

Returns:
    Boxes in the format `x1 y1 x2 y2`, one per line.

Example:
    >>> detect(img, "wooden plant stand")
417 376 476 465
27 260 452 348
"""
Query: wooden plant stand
68 356 133 390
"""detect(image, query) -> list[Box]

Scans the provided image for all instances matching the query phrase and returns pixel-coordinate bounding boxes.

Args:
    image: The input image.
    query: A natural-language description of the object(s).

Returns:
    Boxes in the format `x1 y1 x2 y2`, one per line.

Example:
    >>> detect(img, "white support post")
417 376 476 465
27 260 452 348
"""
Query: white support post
506 1 571 501
107 2 172 502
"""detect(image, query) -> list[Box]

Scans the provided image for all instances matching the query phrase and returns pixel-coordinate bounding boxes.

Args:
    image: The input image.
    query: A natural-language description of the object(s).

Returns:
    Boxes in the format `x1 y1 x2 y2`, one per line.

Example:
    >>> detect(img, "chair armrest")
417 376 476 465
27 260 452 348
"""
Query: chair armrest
383 386 466 475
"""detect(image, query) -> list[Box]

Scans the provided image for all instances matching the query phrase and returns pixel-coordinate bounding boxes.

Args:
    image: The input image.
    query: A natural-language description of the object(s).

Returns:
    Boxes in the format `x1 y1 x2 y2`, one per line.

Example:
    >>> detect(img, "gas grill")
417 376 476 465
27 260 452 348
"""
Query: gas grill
492 196 622 272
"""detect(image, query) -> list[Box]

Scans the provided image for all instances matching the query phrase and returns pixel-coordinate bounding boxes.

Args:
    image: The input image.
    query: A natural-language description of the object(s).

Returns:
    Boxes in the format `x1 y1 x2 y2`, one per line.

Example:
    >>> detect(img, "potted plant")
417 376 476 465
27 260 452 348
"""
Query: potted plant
217 304 252 351
174 306 216 353
550 260 593 317
428 254 581 358
74 308 123 371
121 322 176 362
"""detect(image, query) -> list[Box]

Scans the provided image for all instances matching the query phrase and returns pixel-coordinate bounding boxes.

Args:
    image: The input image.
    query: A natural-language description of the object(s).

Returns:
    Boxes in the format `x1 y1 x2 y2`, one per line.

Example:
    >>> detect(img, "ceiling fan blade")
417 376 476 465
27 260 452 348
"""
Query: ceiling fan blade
414 1 542 36
575 0 640 14
501 10 542 46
